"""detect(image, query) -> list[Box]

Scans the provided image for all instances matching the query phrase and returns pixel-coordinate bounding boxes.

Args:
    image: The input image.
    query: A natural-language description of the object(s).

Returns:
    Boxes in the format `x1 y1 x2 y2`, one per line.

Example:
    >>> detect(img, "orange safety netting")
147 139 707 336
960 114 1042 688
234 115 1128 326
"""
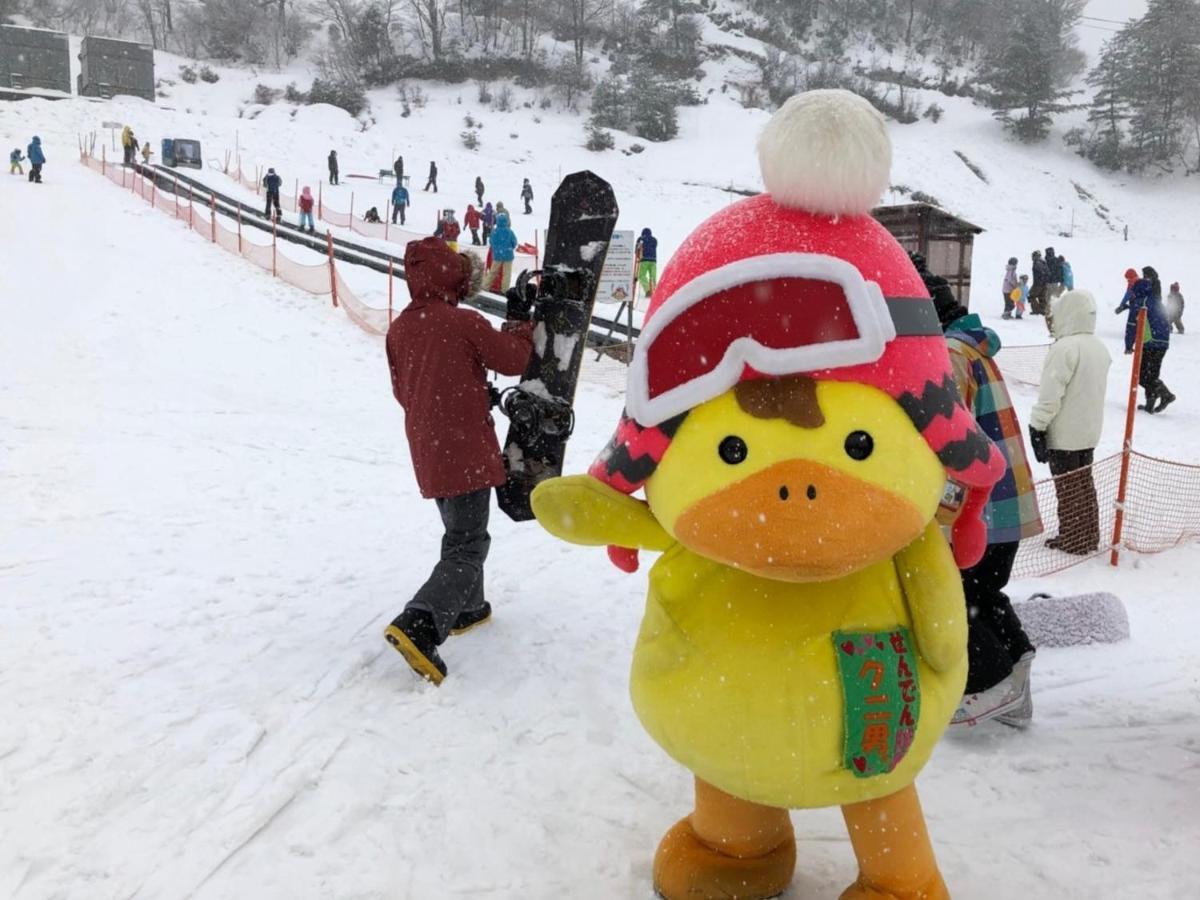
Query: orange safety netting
82 154 393 339
1000 343 1051 388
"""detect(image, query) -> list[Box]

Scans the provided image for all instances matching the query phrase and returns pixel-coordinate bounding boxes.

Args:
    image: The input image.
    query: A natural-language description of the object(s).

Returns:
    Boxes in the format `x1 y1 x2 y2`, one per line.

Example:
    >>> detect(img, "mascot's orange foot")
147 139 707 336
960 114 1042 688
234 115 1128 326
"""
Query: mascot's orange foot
838 872 950 900
653 816 796 900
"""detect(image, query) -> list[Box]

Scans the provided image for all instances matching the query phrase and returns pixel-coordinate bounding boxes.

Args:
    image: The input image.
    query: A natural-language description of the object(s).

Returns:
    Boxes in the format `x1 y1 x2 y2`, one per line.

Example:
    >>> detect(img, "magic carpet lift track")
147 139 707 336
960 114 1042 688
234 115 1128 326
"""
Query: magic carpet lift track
135 162 640 352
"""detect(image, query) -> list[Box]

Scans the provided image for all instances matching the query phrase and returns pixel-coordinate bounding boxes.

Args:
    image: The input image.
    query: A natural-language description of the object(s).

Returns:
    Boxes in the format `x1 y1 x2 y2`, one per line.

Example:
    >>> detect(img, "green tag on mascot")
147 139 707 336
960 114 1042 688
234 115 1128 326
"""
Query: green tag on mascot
532 90 1006 900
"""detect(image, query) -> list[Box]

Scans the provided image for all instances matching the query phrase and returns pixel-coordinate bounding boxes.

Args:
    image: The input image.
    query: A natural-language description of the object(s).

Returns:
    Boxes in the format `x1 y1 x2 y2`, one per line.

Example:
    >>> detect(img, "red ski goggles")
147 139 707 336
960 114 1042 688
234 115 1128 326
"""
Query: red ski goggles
626 253 941 425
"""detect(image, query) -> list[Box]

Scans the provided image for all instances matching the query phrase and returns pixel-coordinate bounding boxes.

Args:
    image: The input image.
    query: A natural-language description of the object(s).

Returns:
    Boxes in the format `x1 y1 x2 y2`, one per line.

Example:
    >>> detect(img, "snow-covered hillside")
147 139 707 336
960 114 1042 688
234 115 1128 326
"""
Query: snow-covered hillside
3 20 1200 900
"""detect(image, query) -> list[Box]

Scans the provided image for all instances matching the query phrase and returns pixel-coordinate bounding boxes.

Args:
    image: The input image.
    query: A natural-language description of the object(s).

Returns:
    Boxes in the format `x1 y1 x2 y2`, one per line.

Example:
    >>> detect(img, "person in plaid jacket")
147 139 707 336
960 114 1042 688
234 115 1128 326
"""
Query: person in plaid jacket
920 257 1044 727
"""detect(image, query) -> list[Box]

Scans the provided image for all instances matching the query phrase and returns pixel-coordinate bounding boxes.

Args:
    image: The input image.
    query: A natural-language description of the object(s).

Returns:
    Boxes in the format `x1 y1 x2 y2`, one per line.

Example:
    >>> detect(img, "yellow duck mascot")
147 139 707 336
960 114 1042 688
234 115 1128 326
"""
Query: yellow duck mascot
532 90 1007 900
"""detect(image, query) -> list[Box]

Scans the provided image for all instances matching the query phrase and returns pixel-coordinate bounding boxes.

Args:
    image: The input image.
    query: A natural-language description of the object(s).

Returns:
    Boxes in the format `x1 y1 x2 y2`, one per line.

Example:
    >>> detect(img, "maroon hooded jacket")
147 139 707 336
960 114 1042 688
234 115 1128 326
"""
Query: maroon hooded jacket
387 237 533 499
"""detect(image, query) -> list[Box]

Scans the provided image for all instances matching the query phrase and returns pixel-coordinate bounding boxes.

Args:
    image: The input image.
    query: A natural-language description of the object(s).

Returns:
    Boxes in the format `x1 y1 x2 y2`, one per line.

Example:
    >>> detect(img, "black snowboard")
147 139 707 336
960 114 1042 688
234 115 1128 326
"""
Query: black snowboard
496 171 619 522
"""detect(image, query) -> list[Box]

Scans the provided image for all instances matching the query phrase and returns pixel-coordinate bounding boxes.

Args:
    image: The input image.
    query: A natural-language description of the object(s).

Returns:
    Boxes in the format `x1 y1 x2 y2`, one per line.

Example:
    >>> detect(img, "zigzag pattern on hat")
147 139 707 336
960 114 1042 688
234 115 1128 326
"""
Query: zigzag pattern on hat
896 376 996 473
589 411 688 495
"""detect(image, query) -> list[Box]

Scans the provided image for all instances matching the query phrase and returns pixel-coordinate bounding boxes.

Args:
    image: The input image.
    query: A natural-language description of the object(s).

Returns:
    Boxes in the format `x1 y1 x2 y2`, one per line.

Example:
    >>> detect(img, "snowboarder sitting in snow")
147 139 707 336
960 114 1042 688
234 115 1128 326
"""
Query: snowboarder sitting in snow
27 136 45 184
1167 281 1185 334
298 186 316 233
1028 290 1112 556
636 227 658 298
9 147 24 175
262 168 283 219
383 237 535 684
391 182 409 225
364 207 382 224
936 288 1044 728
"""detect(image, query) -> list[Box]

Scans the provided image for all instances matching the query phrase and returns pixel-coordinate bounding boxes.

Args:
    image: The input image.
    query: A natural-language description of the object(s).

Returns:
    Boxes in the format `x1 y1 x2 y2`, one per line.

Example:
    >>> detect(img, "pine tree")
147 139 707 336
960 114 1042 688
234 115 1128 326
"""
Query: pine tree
590 75 629 131
628 72 679 142
976 0 1085 142
1121 0 1200 167
1082 35 1134 169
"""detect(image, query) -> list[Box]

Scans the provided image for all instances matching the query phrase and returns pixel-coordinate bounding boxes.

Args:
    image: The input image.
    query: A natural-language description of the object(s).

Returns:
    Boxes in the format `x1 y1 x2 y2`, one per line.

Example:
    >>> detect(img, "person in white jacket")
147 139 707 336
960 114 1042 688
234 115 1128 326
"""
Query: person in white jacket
1027 290 1113 555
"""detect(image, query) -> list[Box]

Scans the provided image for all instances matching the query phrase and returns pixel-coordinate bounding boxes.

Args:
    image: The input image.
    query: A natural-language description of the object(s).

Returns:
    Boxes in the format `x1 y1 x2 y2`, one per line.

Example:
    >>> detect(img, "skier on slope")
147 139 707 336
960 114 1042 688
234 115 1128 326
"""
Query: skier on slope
481 201 495 245
934 287 1043 728
520 178 533 214
262 167 283 220
465 204 482 245
635 227 658 298
486 210 517 292
425 160 438 192
1166 281 1185 334
391 182 409 225
383 237 534 684
1128 266 1175 413
1028 289 1112 556
393 155 404 184
26 136 45 183
298 186 316 233
327 150 339 185
475 175 485 206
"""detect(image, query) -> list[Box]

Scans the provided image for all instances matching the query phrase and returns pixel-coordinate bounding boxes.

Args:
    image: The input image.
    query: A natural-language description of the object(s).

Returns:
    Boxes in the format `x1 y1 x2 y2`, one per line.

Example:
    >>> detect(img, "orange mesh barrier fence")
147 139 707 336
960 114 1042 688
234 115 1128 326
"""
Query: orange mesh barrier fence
1121 452 1200 553
82 153 394 339
334 270 391 336
1001 343 1051 388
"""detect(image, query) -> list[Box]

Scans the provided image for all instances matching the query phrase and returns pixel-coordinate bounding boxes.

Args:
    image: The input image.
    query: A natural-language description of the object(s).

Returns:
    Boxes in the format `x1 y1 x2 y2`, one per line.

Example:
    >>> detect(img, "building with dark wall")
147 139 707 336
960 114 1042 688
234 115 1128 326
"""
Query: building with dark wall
78 35 155 102
0 25 72 95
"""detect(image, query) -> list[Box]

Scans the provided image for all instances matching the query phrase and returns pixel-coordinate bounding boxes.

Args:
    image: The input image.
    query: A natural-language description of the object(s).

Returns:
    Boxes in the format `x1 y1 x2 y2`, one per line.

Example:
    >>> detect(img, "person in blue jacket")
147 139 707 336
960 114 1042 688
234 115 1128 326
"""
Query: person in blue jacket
636 227 658 298
487 211 517 292
391 182 410 225
1127 266 1175 413
27 136 45 183
1060 255 1074 290
262 167 282 219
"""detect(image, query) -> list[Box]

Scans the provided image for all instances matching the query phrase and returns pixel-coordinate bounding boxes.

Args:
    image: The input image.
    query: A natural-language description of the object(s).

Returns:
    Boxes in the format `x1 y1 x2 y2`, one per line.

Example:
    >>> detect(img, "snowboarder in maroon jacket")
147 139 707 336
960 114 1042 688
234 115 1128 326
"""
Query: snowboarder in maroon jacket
383 236 534 683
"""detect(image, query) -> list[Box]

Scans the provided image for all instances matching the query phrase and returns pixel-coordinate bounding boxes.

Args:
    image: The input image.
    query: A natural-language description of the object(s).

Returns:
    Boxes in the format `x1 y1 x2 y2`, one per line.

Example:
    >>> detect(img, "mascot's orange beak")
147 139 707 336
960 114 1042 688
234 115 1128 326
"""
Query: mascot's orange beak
675 459 926 582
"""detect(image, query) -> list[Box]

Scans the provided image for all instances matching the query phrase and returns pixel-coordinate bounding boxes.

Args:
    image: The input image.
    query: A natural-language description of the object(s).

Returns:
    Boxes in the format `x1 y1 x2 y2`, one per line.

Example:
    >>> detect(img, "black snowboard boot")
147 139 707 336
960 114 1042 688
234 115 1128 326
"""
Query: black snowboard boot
384 609 447 684
450 601 492 636
1155 389 1176 413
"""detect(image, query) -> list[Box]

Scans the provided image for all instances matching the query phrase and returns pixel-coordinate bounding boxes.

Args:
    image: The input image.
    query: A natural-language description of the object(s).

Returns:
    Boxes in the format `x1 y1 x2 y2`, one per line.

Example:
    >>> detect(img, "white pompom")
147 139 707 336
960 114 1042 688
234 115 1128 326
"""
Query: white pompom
757 89 892 217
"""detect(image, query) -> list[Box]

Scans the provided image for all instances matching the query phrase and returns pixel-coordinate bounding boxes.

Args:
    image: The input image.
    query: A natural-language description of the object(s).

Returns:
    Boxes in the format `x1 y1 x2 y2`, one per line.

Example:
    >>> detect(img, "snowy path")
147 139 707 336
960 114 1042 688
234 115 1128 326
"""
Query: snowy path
2 159 1198 900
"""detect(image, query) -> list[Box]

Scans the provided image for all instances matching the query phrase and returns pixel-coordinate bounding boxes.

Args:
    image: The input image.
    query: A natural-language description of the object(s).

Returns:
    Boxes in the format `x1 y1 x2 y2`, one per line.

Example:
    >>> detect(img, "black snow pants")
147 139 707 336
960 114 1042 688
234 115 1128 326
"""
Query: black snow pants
1047 449 1100 553
406 487 491 643
960 541 1036 694
28 163 42 183
264 190 281 218
1140 344 1170 407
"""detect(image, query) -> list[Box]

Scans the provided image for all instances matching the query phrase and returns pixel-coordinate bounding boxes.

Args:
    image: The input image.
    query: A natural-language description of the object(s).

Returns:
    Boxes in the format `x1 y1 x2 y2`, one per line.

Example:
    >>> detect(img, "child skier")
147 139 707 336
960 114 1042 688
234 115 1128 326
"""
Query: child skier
298 186 316 233
1016 275 1029 319
9 148 23 175
1167 282 1185 334
1002 257 1019 319
391 182 409 225
141 142 153 164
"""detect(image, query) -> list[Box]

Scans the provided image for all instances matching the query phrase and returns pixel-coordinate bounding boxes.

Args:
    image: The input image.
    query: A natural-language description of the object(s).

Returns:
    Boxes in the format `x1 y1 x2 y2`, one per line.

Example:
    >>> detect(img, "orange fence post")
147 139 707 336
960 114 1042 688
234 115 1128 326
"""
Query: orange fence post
327 231 338 308
150 175 156 208
1110 307 1148 567
349 192 355 224
174 176 180 218
272 217 278 277
256 166 262 196
318 182 323 221
102 144 106 176
388 259 394 324
385 203 390 241
294 178 299 209
210 195 216 243
188 185 194 228
237 206 243 254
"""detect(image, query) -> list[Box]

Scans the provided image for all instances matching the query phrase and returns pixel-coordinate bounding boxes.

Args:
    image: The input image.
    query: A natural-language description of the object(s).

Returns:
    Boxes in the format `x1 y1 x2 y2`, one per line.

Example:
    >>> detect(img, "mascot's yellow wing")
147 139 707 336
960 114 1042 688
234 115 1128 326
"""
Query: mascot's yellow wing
532 475 672 551
893 521 968 674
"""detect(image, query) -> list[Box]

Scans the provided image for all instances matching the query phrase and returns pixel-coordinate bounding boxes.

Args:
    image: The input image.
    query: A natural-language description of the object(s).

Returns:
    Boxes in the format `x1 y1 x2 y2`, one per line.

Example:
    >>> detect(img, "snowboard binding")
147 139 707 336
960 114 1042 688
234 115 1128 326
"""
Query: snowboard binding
497 386 576 440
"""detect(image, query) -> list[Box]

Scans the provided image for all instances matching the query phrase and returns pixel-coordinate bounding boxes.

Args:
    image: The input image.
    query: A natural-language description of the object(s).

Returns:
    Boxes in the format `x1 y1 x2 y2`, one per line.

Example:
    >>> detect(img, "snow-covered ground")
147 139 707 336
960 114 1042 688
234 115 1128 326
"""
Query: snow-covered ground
3 24 1199 898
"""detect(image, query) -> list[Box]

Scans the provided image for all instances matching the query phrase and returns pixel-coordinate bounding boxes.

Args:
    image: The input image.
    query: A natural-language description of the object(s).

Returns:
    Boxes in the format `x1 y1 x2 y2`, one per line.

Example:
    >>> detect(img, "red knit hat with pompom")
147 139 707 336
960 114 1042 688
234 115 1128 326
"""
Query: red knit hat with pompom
590 90 1005 572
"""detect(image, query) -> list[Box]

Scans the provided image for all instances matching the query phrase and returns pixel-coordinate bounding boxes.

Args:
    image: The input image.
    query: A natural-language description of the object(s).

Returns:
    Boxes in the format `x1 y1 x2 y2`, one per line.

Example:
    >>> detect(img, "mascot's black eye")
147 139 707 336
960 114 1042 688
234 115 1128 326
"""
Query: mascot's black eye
844 431 874 461
718 436 748 465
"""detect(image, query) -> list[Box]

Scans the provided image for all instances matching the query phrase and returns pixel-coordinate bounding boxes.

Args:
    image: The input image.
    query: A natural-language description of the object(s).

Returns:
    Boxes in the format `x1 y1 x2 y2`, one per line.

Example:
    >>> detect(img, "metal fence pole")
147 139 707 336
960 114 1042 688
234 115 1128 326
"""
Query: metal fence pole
327 231 338 308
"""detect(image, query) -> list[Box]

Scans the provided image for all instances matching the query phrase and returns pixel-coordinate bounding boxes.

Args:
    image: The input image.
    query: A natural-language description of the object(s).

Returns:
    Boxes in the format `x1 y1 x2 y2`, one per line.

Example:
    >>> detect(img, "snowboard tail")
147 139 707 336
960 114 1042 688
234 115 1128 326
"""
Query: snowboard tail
496 172 619 522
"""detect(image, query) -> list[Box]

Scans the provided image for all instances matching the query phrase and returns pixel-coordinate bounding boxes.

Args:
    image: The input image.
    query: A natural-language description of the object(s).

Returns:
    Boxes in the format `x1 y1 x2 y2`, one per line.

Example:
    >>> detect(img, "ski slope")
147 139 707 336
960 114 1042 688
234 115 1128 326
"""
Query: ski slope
3 98 1200 899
